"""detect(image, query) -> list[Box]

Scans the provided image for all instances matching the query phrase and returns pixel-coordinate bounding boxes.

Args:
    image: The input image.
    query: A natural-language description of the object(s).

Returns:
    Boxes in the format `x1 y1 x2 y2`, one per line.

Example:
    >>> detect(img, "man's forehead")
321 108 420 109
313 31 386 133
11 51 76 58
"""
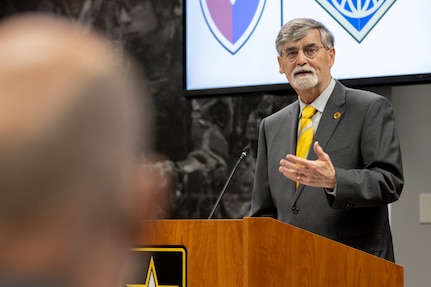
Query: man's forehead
284 29 322 47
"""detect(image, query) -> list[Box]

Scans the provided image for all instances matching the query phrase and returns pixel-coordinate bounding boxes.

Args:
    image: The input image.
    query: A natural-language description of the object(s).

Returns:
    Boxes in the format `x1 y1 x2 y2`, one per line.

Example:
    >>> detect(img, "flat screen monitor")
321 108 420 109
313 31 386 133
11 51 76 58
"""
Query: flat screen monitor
184 0 431 97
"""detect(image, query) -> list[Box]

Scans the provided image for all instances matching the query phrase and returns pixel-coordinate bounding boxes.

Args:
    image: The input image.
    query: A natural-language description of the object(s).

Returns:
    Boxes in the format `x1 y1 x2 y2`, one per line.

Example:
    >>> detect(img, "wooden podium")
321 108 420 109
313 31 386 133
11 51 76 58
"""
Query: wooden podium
140 217 403 287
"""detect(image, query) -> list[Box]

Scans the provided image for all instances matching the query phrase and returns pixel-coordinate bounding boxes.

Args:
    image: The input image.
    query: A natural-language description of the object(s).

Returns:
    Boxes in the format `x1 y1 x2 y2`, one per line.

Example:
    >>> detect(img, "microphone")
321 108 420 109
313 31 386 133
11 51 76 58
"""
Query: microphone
208 146 251 219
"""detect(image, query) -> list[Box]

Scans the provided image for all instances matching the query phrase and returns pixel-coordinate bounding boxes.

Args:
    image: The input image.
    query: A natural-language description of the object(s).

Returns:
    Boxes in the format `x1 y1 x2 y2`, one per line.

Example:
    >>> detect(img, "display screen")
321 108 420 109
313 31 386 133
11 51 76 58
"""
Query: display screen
184 0 431 96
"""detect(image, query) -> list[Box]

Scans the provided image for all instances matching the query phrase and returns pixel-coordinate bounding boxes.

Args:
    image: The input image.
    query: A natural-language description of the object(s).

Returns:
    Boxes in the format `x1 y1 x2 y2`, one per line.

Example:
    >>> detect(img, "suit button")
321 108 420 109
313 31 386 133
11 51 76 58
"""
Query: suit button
292 206 299 214
344 203 353 209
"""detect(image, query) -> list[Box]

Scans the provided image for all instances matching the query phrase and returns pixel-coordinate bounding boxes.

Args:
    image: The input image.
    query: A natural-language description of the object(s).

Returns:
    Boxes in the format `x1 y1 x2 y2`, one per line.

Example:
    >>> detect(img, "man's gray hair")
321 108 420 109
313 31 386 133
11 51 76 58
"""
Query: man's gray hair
275 18 335 55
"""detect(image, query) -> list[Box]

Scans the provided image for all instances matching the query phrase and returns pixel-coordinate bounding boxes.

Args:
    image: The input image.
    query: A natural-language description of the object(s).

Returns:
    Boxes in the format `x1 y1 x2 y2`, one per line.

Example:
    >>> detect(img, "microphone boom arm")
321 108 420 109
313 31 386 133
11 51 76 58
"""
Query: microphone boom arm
207 146 250 219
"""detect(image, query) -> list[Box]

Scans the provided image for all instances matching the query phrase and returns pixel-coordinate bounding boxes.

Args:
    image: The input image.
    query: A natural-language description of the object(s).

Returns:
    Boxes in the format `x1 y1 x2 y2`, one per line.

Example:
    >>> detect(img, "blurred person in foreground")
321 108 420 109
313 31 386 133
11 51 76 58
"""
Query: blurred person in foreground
0 13 154 287
250 18 403 262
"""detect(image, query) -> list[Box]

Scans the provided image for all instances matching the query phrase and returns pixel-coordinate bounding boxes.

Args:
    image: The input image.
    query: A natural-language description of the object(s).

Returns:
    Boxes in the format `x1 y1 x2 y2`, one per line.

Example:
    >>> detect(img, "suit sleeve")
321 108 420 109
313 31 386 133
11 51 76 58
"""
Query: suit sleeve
331 97 404 209
249 118 277 218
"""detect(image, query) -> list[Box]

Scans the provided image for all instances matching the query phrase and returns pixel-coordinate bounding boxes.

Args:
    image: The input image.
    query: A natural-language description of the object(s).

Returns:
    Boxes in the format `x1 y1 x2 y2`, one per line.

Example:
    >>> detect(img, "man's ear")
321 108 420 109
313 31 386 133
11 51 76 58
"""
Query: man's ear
328 48 335 67
277 56 285 74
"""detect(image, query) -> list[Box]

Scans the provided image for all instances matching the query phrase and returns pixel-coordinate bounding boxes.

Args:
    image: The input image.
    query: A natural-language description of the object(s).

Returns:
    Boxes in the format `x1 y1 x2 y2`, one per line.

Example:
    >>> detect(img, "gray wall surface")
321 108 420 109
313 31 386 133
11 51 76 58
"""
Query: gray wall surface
391 84 431 287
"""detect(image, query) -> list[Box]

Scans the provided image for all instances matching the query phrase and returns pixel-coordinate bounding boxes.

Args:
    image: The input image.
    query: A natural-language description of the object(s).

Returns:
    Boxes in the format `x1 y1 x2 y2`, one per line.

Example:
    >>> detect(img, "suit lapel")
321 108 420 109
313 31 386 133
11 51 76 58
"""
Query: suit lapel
293 81 346 202
284 103 299 158
276 102 299 194
311 82 346 157
287 103 300 192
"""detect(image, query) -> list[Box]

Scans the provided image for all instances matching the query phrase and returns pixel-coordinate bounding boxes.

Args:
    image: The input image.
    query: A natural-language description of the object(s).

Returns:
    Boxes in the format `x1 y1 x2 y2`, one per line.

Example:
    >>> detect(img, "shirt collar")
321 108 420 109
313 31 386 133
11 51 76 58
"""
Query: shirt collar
298 78 336 117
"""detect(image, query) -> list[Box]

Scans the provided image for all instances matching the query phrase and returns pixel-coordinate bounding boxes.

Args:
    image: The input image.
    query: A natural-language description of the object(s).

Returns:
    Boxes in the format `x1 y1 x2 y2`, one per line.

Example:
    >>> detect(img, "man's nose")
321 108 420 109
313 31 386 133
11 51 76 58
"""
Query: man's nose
296 49 307 66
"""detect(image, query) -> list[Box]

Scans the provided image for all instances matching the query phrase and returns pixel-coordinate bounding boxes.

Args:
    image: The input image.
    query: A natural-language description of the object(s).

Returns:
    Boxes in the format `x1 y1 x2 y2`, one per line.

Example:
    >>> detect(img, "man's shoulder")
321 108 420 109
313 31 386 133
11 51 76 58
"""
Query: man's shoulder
264 101 297 123
334 81 389 106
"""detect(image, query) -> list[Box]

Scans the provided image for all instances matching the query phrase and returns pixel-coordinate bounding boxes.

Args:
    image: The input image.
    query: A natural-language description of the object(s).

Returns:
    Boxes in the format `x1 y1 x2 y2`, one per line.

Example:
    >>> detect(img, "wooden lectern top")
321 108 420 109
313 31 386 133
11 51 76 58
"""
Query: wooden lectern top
140 217 403 287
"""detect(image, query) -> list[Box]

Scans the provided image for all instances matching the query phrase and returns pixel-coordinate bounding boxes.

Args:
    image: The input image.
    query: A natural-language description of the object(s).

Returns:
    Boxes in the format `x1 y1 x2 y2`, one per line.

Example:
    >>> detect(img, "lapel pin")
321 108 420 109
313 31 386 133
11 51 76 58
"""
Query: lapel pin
333 112 341 119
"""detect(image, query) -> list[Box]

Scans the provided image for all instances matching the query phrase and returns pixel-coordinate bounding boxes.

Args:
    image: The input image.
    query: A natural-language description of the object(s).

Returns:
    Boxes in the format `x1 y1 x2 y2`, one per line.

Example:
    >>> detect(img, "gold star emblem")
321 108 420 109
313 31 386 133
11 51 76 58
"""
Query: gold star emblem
127 256 178 287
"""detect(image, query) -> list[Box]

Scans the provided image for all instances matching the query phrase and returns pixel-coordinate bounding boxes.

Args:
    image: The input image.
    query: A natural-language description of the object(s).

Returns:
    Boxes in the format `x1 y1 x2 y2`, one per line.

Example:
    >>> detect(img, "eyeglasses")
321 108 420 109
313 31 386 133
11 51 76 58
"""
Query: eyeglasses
281 46 326 61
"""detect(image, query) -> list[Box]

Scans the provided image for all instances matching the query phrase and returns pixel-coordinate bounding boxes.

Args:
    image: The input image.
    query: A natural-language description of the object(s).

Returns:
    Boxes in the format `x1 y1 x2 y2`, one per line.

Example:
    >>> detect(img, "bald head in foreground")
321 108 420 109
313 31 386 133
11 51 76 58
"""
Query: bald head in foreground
0 14 152 287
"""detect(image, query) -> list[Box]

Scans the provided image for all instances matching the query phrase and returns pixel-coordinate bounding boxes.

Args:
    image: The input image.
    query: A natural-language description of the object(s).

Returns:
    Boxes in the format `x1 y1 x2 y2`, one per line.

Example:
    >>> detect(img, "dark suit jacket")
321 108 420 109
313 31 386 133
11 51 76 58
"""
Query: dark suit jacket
250 81 404 262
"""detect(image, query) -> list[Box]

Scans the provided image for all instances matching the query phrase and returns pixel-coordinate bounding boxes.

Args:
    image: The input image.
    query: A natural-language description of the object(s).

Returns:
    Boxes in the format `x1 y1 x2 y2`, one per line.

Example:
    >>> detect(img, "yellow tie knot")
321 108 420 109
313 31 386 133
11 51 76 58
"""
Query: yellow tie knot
301 105 316 119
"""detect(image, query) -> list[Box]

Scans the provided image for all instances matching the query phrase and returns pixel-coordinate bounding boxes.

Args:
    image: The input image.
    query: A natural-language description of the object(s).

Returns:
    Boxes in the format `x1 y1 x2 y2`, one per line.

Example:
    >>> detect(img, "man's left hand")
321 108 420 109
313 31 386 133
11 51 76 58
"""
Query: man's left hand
279 141 337 189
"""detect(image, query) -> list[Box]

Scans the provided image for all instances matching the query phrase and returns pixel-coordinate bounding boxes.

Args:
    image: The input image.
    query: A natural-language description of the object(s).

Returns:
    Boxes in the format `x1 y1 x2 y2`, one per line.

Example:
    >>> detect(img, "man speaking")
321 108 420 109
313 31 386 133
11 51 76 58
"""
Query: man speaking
250 18 403 262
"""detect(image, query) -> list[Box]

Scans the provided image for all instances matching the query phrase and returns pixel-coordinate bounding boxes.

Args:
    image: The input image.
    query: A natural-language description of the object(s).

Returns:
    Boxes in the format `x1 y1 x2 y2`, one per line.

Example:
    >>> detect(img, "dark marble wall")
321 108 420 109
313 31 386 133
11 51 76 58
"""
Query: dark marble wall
0 0 296 219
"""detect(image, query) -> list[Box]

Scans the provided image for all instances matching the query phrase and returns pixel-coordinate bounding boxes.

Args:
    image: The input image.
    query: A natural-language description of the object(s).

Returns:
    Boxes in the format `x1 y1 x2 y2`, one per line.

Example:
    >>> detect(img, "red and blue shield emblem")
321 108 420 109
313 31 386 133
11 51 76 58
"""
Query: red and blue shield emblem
200 0 266 54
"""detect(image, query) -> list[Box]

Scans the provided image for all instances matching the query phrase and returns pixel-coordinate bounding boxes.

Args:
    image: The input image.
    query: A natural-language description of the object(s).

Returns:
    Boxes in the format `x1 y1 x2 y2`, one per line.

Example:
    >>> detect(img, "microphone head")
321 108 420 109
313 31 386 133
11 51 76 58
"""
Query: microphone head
241 146 251 158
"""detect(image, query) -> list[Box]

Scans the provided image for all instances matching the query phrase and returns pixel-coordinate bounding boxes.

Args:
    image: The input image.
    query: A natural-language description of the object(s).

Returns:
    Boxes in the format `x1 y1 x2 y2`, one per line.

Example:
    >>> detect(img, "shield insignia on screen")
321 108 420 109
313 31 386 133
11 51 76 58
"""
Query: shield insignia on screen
200 0 266 54
316 0 397 43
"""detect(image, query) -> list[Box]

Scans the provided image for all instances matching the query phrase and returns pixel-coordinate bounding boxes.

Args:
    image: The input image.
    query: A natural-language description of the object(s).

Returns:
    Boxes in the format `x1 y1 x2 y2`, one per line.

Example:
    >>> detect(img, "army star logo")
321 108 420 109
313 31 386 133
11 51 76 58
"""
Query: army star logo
316 0 397 43
127 256 178 287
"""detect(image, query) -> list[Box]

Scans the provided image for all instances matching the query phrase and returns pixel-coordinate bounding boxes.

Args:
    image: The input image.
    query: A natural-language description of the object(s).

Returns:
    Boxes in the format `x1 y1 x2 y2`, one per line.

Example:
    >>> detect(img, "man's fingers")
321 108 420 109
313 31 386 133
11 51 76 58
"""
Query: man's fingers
280 156 311 182
280 158 298 168
278 165 297 180
279 145 336 188
285 154 310 167
313 141 329 161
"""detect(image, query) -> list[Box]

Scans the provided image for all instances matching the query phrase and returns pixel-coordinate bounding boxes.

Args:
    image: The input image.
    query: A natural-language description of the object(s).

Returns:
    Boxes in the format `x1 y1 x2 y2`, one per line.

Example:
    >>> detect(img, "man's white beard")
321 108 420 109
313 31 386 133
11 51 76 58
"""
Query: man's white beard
290 66 318 90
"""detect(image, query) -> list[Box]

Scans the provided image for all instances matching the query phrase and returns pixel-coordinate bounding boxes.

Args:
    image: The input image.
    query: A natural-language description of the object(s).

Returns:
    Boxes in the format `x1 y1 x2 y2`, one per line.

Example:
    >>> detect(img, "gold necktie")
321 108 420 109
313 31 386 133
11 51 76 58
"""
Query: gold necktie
296 105 316 187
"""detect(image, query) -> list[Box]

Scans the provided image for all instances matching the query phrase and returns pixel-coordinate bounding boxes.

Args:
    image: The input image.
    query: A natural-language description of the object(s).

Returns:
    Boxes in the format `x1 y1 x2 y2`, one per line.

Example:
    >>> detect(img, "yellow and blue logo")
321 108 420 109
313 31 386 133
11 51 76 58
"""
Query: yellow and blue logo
316 0 397 42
